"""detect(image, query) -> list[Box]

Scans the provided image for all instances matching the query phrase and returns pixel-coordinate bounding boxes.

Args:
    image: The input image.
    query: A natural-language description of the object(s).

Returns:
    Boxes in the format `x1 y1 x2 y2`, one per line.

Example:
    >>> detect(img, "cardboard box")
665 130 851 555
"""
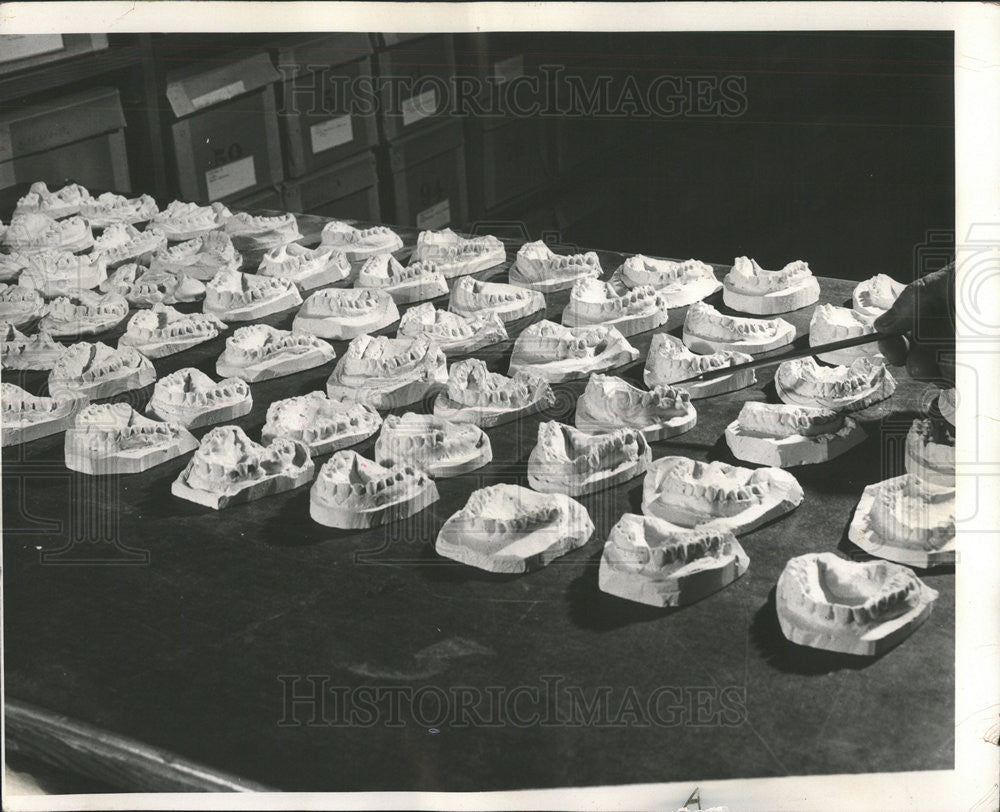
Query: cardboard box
384 119 468 229
166 53 284 203
273 34 379 178
227 185 284 213
0 34 109 76
373 35 455 141
282 151 381 222
466 117 551 215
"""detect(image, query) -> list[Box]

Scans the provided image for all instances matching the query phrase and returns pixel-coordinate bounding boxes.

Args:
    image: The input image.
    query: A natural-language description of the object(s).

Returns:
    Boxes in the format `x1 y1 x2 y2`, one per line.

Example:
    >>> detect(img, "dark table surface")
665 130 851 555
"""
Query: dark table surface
2 214 954 792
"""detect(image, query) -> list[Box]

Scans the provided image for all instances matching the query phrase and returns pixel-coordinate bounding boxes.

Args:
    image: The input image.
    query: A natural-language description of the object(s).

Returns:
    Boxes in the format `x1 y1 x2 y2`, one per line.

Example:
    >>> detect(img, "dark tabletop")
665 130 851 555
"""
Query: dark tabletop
2 214 954 792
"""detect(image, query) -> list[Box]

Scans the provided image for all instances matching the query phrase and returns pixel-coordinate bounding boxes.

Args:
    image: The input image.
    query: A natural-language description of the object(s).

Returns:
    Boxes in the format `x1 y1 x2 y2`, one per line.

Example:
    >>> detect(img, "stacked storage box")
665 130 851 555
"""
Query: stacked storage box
0 34 109 76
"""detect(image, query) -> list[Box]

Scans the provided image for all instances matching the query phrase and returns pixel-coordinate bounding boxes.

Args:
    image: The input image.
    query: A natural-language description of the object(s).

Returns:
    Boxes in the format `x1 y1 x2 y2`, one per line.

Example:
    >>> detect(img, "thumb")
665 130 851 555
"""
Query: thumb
873 281 917 335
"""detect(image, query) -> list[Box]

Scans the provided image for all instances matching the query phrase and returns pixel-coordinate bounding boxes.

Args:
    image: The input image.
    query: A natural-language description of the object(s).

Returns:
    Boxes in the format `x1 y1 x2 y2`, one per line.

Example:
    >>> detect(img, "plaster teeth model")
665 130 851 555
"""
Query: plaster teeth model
509 240 601 292
224 212 302 266
355 253 449 304
598 515 748 607
643 333 755 399
14 182 90 219
172 426 314 510
2 213 94 254
121 267 206 307
90 223 167 269
203 269 302 322
149 231 243 280
396 302 507 355
326 335 448 410
38 290 129 338
435 484 594 573
725 402 866 467
683 301 795 355
1 383 85 446
433 358 554 427
374 412 492 478
776 552 938 655
1 323 63 370
411 228 506 278
216 324 335 382
610 255 722 307
258 243 350 291
146 368 252 429
853 273 905 322
78 192 159 229
774 356 896 412
17 250 107 298
118 305 225 358
0 252 31 283
575 375 696 441
150 201 232 242
937 388 956 426
507 320 638 382
261 392 381 456
808 304 881 365
0 284 46 329
99 263 140 297
292 287 399 340
561 278 669 336
642 456 803 535
319 221 404 269
448 276 545 324
65 403 199 475
905 418 955 486
310 450 438 529
48 341 156 401
848 473 955 568
722 257 820 314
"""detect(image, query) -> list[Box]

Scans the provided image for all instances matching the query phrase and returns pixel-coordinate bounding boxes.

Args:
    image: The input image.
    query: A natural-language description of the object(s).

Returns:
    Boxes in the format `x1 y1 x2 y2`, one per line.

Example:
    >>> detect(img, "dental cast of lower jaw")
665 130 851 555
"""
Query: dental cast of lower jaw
905 418 954 486
411 228 506 278
18 250 108 298
642 456 804 535
598 515 749 608
433 358 555 427
150 201 232 242
435 484 595 574
326 335 448 410
448 276 545 324
396 302 508 355
2 213 94 254
146 368 252 430
808 304 880 365
38 290 129 338
118 305 225 359
149 231 243 280
0 283 46 328
528 421 652 497
262 392 382 456
775 552 939 656
561 278 669 337
643 333 755 399
292 287 400 340
79 192 159 229
203 269 302 322
49 341 157 400
102 264 206 307
310 450 439 529
15 182 91 219
319 221 404 265
507 320 638 382
683 301 795 355
257 243 351 291
65 403 199 476
173 426 315 510
775 356 896 412
509 239 602 293
1 323 63 370
374 412 492 478
355 253 449 304
852 273 905 322
223 212 302 256
215 324 336 382
575 375 697 441
722 256 820 314
611 255 722 307
90 223 167 268
1 383 84 447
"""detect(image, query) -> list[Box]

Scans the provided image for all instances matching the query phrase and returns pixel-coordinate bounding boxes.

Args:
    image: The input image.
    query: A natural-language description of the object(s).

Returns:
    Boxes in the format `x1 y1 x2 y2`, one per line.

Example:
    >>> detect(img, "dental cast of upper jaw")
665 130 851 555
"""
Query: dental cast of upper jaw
434 483 595 573
292 287 400 340
905 418 954 486
808 304 880 365
65 403 199 475
396 302 508 355
683 301 795 355
643 333 756 399
90 223 168 268
355 253 449 304
38 290 129 338
119 304 226 358
257 243 351 291
852 273 905 322
0 284 46 328
310 450 439 529
611 255 722 307
433 358 555 427
224 212 302 249
722 256 820 314
507 320 638 382
575 375 697 441
203 269 302 322
598 515 749 607
411 228 506 278
149 231 243 280
774 356 896 412
49 341 156 400
150 201 232 242
79 192 159 229
262 392 382 456
374 412 492 478
17 250 108 297
561 278 669 337
102 264 206 307
1 323 63 370
528 421 652 497
1 382 84 447
509 240 601 292
216 324 336 382
14 182 92 219
319 220 404 264
775 552 939 655
146 368 252 430
448 276 545 324
326 335 449 410
2 213 94 254
173 425 315 510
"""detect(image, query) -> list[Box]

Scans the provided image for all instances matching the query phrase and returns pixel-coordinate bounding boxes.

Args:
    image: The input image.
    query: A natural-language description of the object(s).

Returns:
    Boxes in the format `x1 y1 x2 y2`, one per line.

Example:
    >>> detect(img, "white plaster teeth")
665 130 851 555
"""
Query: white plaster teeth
293 287 399 340
257 243 350 291
15 182 91 219
433 357 554 427
809 304 881 365
262 391 382 456
2 213 94 254
643 332 756 399
356 253 449 304
509 240 602 293
119 304 224 358
16 249 108 298
774 356 896 412
611 255 722 308
91 223 168 268
203 269 302 322
0 382 86 447
722 256 819 315
1 324 63 370
0 283 46 328
319 220 404 264
150 231 243 280
508 319 638 382
374 412 491 478
38 290 129 338
150 201 232 242
216 324 336 382
575 374 696 441
146 367 253 429
448 276 545 324
79 192 159 228
397 301 507 354
327 334 448 410
561 278 668 336
683 300 795 356
48 341 157 401
411 228 506 278
853 273 905 322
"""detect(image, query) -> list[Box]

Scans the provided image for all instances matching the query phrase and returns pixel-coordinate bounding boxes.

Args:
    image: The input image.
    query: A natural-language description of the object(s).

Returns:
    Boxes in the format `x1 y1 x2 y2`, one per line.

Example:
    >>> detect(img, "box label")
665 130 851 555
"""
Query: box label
493 54 525 83
416 198 451 230
0 34 64 64
191 80 246 110
310 115 354 154
206 155 256 201
401 89 438 127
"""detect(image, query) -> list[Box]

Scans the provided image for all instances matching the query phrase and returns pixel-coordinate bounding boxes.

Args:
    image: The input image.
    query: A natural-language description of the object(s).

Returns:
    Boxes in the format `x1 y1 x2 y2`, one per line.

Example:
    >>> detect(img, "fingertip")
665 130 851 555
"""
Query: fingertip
879 335 909 366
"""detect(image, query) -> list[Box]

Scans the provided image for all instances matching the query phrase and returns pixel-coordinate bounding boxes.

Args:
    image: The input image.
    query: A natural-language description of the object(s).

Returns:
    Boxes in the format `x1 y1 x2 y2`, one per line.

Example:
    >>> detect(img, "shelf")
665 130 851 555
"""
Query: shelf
0 44 144 104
